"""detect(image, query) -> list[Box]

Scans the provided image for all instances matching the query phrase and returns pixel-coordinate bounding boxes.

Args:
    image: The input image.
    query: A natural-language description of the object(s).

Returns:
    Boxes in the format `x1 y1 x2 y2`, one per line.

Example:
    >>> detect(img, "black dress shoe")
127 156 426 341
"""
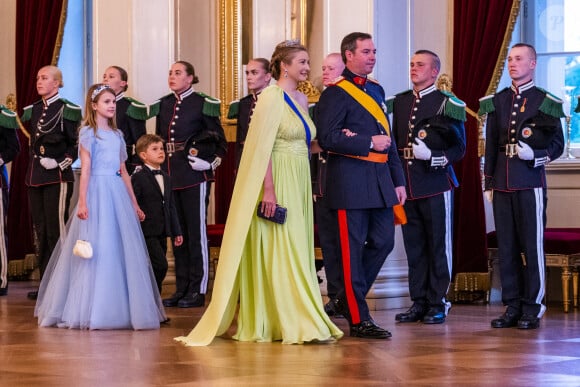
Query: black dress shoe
0 287 7 296
422 307 446 324
162 292 184 307
27 291 38 300
395 303 426 323
517 314 540 330
350 320 392 339
491 311 521 328
161 318 171 325
324 299 344 318
178 293 205 308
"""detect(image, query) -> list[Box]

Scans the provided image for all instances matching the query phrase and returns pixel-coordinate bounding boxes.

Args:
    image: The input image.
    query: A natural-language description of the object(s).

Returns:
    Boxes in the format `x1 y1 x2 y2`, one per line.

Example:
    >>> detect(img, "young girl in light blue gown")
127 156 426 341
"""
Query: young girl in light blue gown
35 84 166 330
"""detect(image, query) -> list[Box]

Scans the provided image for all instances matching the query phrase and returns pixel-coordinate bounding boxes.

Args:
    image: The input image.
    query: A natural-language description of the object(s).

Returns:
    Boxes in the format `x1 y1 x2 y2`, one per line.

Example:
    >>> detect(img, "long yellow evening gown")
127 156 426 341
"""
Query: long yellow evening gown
175 85 343 345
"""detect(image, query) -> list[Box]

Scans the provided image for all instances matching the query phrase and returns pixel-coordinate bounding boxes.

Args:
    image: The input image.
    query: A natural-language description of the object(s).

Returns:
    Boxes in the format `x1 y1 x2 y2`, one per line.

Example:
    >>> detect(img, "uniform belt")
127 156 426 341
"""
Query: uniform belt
499 144 518 157
399 148 414 160
166 141 187 153
330 151 388 163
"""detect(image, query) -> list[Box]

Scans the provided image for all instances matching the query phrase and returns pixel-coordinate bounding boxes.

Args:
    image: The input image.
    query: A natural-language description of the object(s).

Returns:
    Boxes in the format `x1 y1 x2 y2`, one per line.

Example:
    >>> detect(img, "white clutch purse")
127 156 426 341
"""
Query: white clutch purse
73 240 93 259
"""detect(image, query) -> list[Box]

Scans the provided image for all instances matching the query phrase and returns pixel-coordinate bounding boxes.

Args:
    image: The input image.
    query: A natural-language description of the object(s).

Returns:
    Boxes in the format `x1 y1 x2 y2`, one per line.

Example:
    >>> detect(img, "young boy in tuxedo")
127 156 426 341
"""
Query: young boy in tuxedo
132 134 183 293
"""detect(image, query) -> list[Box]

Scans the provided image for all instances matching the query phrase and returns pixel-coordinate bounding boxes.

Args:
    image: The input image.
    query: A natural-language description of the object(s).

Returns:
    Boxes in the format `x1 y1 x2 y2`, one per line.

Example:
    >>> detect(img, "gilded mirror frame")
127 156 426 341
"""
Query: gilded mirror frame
218 0 242 139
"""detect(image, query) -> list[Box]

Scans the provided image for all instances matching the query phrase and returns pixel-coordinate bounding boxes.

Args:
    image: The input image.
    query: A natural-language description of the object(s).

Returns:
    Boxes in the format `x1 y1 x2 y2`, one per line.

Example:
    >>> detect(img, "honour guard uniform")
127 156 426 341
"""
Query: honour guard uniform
0 105 20 296
389 85 466 324
115 93 148 174
150 87 227 308
22 93 81 292
315 69 406 337
227 92 259 169
481 80 564 328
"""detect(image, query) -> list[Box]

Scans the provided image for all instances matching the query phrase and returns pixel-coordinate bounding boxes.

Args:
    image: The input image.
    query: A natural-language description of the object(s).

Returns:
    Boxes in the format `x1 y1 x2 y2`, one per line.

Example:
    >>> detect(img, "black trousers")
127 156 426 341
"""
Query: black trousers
401 191 453 308
28 182 73 279
172 182 210 295
493 188 547 317
145 235 168 292
336 207 394 325
315 196 342 299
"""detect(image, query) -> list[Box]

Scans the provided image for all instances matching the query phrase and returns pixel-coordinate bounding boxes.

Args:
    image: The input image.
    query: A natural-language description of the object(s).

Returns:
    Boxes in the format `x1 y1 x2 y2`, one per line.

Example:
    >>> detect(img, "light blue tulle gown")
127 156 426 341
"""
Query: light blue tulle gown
34 127 166 330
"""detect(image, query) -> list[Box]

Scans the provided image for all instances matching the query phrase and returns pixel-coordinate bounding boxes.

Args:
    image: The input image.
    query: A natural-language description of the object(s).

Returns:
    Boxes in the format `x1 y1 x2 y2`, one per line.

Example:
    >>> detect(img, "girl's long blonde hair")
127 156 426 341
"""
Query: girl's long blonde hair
82 83 118 136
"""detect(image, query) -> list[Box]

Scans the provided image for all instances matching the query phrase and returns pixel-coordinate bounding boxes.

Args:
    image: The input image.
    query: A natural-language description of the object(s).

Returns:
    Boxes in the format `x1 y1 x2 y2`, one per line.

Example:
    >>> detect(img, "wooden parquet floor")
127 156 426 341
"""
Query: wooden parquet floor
2 281 580 386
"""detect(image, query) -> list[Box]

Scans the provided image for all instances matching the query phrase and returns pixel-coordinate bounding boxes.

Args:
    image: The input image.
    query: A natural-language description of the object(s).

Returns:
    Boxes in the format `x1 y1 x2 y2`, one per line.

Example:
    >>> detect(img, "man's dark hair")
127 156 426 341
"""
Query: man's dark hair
340 32 372 63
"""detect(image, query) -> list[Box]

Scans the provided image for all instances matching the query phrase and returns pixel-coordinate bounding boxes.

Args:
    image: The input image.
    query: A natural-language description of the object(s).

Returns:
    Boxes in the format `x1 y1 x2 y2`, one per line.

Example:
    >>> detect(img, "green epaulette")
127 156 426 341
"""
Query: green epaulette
21 104 33 122
227 100 240 119
196 92 221 117
537 88 565 118
60 98 82 122
441 90 467 122
148 99 162 119
478 94 496 115
308 103 316 119
0 105 18 129
124 97 149 121
386 90 413 114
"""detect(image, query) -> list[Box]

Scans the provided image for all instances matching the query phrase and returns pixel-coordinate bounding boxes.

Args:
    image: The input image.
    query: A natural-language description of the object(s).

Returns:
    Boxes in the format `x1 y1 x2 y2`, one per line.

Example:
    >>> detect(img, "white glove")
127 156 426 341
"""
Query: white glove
412 138 432 160
211 156 222 170
40 157 59 170
188 155 211 171
484 190 493 203
516 141 534 161
0 157 4 167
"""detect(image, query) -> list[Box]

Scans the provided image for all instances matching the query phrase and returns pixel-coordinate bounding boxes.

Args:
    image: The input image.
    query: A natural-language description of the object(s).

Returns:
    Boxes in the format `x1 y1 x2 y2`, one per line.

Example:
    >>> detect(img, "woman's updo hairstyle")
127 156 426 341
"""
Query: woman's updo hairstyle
270 40 307 80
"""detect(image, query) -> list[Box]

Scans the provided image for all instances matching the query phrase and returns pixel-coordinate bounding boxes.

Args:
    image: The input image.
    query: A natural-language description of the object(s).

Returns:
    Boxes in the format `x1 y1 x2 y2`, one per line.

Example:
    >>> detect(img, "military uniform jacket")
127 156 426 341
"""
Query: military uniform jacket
22 94 81 186
481 81 564 191
116 93 147 160
0 105 21 188
390 85 466 199
151 87 227 190
314 68 406 210
228 93 256 166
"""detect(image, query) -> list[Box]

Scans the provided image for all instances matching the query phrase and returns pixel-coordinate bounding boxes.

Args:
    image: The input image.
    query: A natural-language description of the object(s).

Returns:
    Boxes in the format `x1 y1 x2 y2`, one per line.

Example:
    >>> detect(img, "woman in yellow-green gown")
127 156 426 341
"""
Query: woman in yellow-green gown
175 41 343 345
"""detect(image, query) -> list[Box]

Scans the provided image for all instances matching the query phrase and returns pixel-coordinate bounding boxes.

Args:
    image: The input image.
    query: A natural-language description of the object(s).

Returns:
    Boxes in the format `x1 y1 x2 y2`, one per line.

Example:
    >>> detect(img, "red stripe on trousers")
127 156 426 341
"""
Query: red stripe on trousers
338 209 360 324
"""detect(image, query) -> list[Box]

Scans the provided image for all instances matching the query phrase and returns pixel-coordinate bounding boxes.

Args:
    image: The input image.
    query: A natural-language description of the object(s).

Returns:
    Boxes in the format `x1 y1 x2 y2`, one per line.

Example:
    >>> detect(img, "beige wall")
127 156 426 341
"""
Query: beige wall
0 0 16 106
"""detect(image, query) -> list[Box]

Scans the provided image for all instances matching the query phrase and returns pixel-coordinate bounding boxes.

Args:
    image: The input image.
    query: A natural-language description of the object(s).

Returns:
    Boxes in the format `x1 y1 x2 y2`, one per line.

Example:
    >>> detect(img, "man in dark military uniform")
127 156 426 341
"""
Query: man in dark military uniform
227 58 271 169
389 50 466 325
0 105 20 296
481 43 564 330
23 65 81 300
102 65 148 174
315 32 406 339
312 52 345 316
151 61 227 308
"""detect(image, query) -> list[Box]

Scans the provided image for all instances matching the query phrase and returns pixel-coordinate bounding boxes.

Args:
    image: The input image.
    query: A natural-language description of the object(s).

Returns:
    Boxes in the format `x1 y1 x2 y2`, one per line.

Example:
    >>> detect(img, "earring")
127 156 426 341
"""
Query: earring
284 69 288 78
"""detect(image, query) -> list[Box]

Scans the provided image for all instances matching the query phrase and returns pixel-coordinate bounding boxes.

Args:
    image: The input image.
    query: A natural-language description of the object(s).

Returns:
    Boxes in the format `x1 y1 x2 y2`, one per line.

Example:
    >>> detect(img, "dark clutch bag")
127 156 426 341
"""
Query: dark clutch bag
257 202 287 224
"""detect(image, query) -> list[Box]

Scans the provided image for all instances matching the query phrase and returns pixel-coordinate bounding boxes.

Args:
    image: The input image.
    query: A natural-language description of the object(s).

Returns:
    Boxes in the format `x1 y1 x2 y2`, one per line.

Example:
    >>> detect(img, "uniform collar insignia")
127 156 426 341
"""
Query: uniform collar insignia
43 93 61 107
115 92 125 102
352 76 367 86
176 86 194 100
511 80 534 95
414 84 436 98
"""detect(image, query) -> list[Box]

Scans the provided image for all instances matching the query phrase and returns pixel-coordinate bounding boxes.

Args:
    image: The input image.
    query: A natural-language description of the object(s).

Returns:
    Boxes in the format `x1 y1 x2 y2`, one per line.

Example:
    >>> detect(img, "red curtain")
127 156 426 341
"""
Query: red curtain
213 142 236 224
452 0 515 273
8 0 65 261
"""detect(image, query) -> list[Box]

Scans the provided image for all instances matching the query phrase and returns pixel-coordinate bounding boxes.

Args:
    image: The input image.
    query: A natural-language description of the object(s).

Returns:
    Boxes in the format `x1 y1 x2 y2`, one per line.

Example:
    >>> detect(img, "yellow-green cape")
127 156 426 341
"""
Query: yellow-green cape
174 85 283 346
